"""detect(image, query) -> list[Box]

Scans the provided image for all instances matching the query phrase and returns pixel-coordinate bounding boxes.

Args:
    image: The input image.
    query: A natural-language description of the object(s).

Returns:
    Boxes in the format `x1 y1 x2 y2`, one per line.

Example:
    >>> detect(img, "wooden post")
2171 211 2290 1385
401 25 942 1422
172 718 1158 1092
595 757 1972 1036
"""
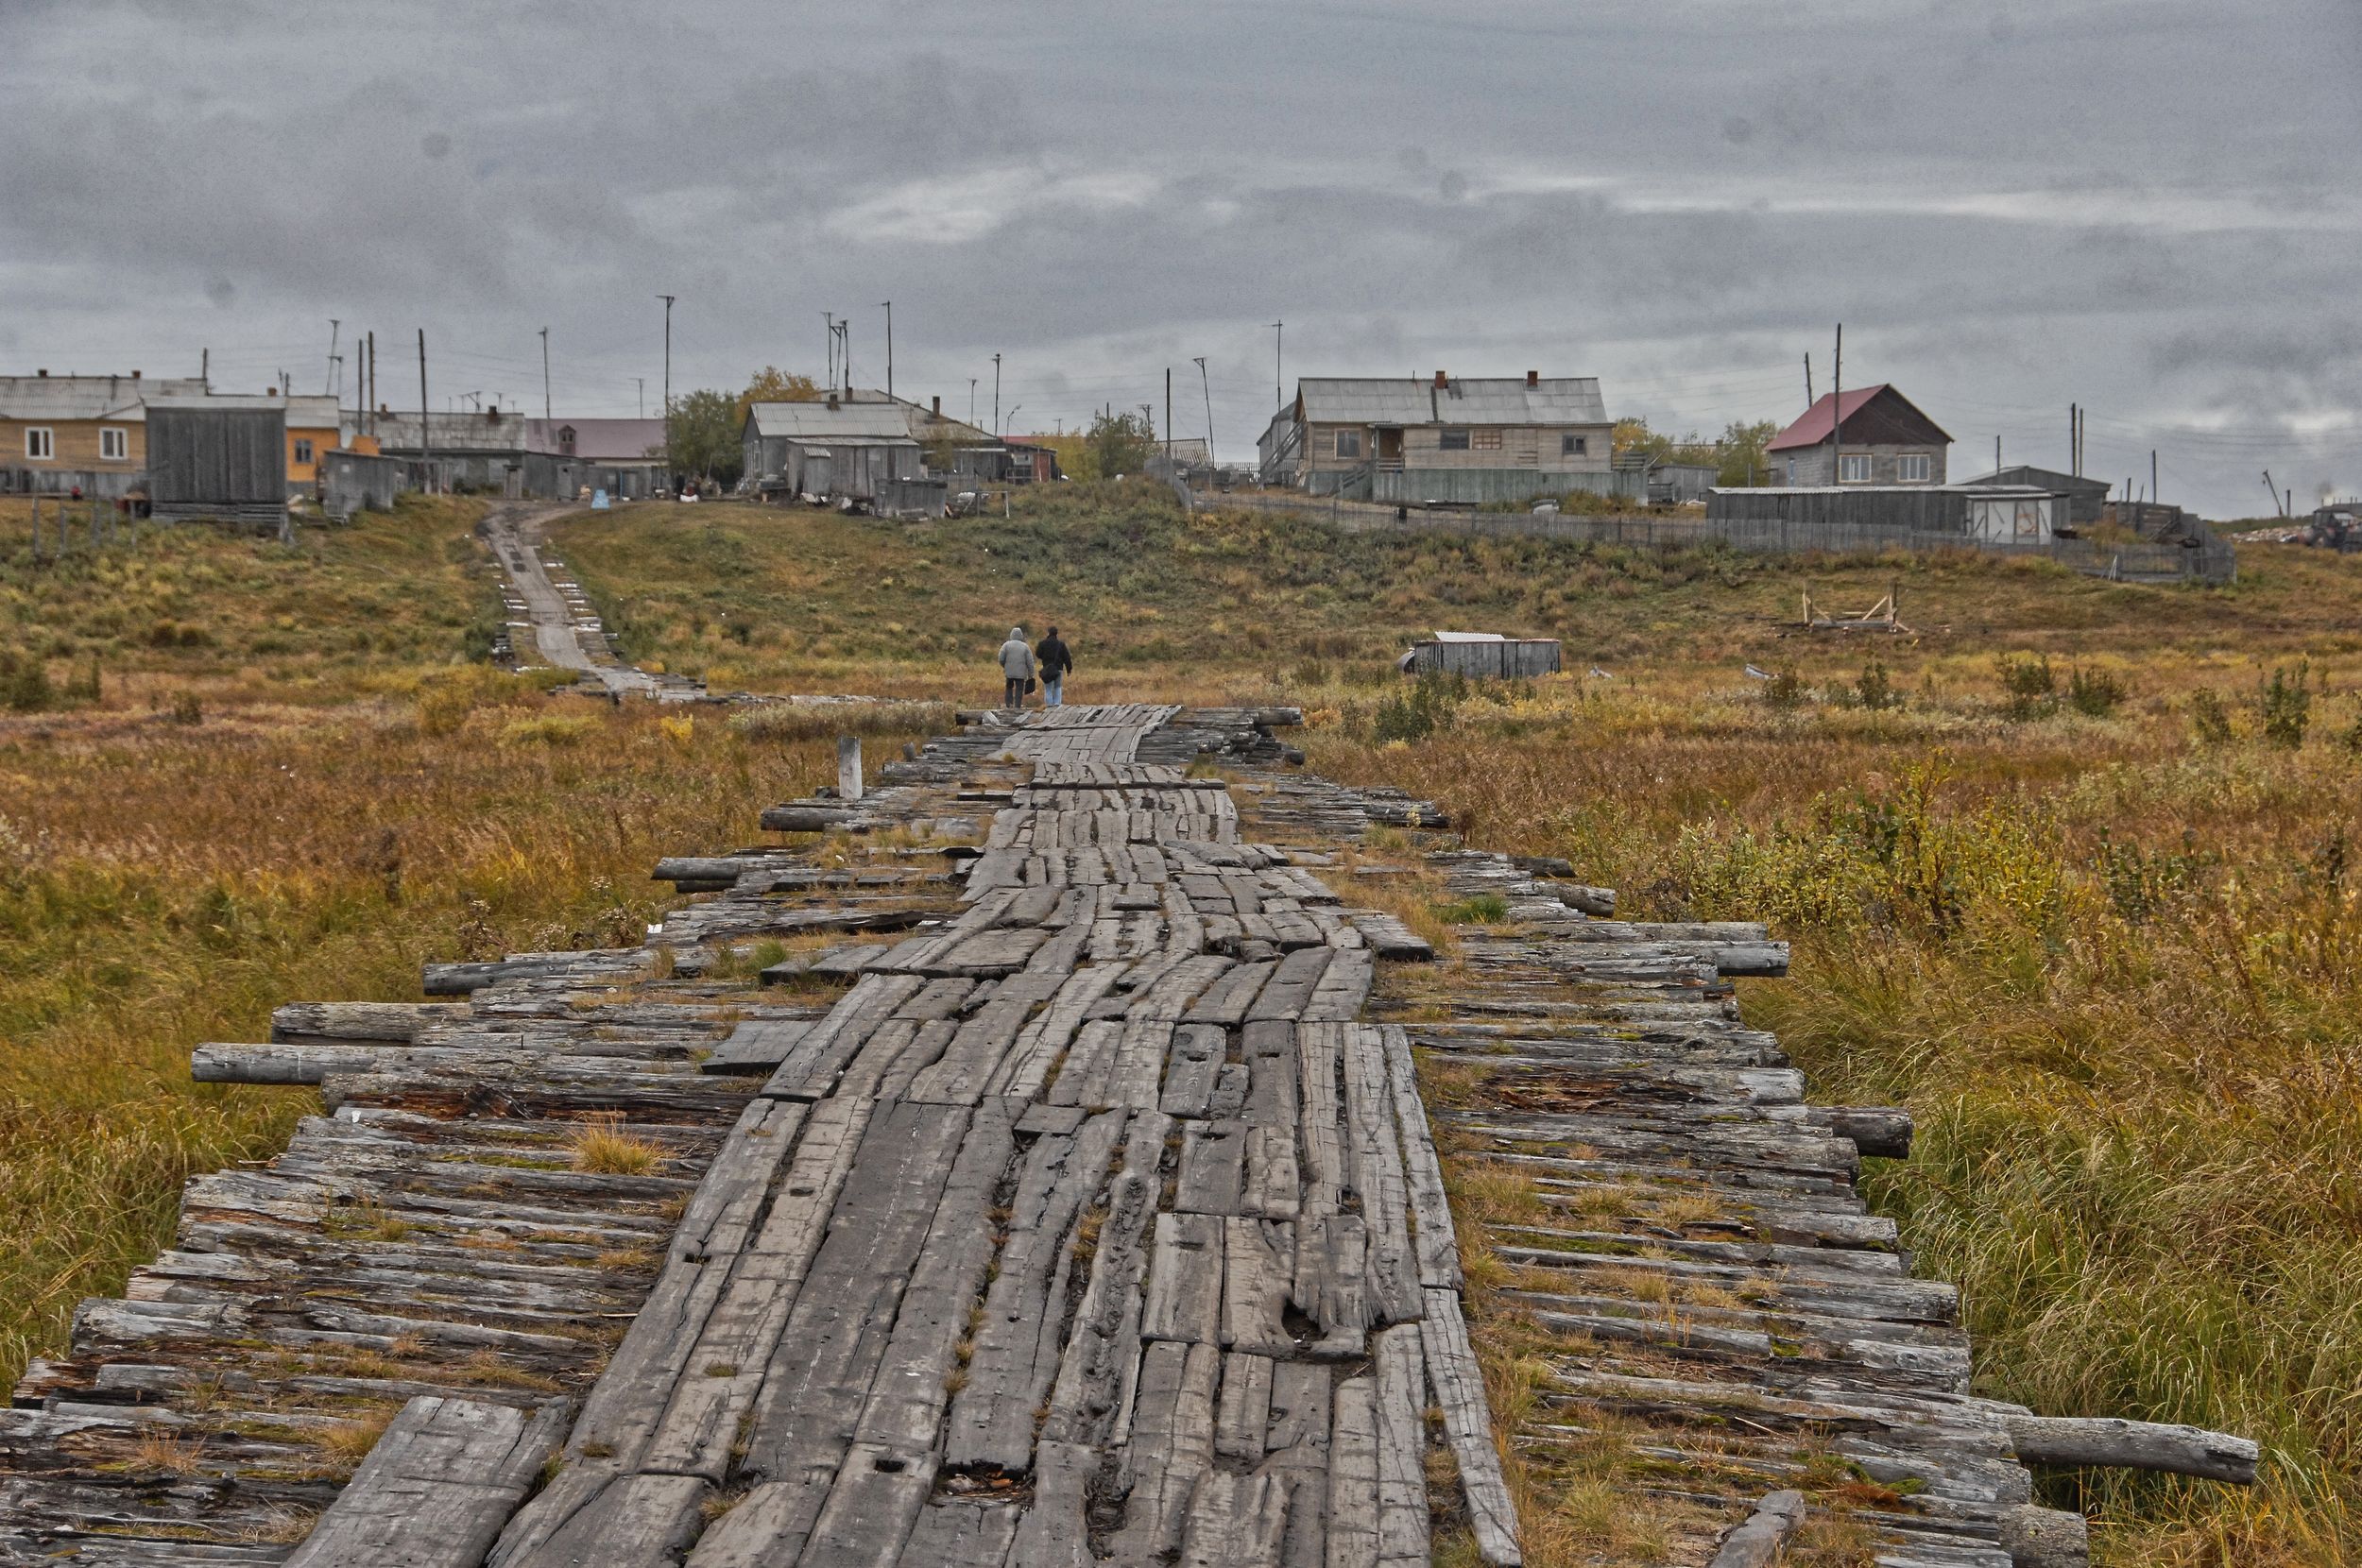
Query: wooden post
836 735 864 803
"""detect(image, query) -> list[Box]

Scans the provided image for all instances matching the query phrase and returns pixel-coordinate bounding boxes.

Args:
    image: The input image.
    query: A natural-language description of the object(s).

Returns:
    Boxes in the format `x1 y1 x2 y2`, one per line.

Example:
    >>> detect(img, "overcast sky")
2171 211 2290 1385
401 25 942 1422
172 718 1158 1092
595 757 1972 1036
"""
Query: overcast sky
6 0 2359 516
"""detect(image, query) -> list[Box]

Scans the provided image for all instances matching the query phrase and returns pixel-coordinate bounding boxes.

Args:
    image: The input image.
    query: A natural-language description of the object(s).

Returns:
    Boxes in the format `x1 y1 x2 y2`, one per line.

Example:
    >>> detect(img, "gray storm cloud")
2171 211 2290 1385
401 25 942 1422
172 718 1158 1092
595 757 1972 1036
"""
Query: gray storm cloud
3 0 2358 513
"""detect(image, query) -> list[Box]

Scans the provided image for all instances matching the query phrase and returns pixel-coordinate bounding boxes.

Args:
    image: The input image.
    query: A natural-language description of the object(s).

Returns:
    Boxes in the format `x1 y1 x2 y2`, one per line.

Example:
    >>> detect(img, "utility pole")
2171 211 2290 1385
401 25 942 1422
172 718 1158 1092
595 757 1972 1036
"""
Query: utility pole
880 300 893 401
201 347 209 391
418 329 432 488
1804 351 1813 407
635 377 644 418
325 319 340 396
2151 450 2159 506
1271 321 1282 412
657 295 676 425
2069 403 2078 476
968 379 977 426
825 313 836 392
1830 324 1842 485
1994 435 2002 474
366 332 375 434
1194 356 1213 467
992 353 1001 435
539 327 551 418
1166 368 1172 464
839 320 852 391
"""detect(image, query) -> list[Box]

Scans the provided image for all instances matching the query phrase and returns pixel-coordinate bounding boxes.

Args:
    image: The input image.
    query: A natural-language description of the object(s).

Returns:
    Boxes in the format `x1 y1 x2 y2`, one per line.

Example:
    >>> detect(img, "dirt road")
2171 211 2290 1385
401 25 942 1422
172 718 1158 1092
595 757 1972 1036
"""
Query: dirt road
481 502 667 697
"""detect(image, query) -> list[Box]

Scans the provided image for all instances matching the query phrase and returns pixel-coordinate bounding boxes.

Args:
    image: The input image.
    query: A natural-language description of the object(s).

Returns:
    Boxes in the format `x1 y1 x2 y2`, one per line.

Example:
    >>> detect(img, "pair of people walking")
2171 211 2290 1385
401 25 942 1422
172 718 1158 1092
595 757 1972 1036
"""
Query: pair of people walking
997 625 1074 709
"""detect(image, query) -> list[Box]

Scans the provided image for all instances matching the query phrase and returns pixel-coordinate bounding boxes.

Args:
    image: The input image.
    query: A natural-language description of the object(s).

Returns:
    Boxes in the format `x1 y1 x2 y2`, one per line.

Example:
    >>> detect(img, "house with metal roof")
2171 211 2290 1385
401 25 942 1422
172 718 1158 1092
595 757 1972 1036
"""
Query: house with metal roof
742 396 923 503
1960 463 2111 526
1260 370 1613 504
0 370 207 497
1766 385 1951 487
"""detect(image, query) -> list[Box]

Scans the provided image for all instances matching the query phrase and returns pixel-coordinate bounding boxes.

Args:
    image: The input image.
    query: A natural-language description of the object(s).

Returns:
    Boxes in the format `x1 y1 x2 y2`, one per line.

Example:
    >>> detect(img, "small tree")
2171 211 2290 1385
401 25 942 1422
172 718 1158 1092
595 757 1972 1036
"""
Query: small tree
1714 419 1780 486
663 389 745 488
737 366 820 427
1085 409 1156 478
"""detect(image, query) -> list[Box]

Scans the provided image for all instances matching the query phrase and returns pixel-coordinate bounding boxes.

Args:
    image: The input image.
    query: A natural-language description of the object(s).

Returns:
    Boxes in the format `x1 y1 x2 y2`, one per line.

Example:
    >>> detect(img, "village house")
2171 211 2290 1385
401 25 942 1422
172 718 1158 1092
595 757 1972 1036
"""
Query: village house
1765 384 1950 486
1961 463 2111 527
0 370 208 497
523 418 667 501
742 397 924 503
1258 371 1614 504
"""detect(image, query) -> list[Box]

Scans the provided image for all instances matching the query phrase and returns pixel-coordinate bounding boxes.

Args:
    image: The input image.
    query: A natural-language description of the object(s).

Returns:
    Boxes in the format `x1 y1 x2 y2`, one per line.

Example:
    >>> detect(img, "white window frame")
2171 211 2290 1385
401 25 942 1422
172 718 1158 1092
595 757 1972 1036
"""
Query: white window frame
1896 452 1931 483
1470 428 1502 451
293 437 315 465
26 427 54 461
100 426 128 461
1839 452 1873 484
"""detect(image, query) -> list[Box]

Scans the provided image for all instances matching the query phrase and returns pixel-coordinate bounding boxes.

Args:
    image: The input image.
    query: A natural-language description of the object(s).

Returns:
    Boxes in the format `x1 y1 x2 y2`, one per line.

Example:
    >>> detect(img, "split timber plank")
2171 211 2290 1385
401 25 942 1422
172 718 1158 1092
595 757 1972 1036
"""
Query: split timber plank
1421 1288 1523 1566
284 1396 565 1568
1381 1023 1463 1291
1111 1339 1221 1561
1344 1025 1423 1325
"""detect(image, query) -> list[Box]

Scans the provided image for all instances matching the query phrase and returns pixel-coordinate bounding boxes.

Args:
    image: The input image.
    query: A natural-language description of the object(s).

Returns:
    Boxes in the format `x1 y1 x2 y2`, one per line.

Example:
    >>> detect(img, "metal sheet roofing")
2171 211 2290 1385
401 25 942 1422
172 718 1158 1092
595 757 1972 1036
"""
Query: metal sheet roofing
1296 376 1607 426
745 402 918 440
0 375 205 420
1766 385 1952 452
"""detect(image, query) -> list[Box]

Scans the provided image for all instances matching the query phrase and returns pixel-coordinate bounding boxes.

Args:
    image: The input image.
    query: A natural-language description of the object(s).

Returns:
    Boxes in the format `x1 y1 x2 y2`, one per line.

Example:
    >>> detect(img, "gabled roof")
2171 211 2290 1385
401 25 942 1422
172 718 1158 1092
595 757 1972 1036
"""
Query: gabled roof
745 401 919 440
0 374 206 420
1296 376 1608 427
1960 465 2111 497
524 418 666 460
1766 384 1952 452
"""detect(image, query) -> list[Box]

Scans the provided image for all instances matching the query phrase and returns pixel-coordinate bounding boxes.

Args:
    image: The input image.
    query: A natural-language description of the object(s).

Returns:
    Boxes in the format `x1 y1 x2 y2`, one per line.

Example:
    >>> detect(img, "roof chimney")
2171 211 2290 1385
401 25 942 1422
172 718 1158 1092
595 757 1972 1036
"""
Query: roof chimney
828 393 840 410
131 369 141 380
1527 369 1538 387
36 368 47 378
1432 370 1447 390
265 386 276 397
933 395 941 417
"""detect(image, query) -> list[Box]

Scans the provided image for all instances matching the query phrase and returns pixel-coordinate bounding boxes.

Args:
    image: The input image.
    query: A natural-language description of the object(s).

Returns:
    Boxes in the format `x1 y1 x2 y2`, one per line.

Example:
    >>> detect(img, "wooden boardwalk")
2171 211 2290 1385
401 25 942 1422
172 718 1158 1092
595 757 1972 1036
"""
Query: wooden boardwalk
0 703 2249 1565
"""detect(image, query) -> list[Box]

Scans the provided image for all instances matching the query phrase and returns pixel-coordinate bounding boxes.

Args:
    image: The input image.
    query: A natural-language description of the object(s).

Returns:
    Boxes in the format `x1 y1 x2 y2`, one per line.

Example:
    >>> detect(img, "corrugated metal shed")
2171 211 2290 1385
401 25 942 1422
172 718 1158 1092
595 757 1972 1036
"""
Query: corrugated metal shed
1297 376 1607 426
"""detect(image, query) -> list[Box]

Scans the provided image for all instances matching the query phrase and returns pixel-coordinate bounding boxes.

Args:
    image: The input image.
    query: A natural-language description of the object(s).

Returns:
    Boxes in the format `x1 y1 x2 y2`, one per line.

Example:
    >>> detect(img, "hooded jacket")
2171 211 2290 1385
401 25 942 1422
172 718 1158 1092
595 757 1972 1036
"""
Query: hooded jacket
997 630 1036 679
1036 633 1072 679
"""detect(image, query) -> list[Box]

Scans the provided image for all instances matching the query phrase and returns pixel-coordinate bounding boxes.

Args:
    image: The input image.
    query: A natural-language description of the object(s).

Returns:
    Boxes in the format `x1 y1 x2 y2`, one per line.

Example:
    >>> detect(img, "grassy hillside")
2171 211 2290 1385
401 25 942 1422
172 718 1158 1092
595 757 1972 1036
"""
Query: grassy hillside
0 502 937 1389
551 483 2360 699
554 484 2362 1565
0 495 504 707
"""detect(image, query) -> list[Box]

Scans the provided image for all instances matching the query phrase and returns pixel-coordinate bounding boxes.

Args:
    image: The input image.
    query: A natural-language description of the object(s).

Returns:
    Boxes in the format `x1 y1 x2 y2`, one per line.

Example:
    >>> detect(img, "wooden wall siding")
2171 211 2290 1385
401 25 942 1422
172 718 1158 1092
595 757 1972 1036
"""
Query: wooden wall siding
1404 639 1563 678
1300 422 1609 476
145 407 285 506
0 418 145 469
1779 442 1947 487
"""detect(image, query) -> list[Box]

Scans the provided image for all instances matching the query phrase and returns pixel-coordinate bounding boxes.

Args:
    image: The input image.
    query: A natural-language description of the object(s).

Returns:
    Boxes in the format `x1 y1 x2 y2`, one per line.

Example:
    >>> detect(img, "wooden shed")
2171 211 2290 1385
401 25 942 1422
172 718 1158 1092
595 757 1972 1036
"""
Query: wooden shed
143 396 287 526
1400 631 1563 679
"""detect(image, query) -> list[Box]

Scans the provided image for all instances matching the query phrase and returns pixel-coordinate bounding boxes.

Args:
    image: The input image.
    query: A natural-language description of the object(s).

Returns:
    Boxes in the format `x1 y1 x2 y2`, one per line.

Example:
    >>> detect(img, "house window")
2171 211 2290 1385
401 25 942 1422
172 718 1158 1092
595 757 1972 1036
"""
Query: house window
25 428 53 461
1470 429 1502 451
1785 457 1797 484
1840 452 1872 484
100 427 128 461
1438 429 1471 451
294 437 315 465
1561 434 1587 456
1897 452 1931 483
1334 430 1362 459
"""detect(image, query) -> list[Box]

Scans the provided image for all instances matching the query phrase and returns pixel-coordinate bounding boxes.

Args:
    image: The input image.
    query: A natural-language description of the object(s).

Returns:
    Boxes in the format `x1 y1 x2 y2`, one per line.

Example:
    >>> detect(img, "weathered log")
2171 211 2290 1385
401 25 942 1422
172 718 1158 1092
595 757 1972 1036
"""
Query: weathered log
283 1396 567 1568
2001 1505 2091 1568
1706 1489 1805 1568
1542 880 1617 917
1818 1105 1914 1159
2003 1414 2258 1484
270 1001 467 1045
760 803 876 833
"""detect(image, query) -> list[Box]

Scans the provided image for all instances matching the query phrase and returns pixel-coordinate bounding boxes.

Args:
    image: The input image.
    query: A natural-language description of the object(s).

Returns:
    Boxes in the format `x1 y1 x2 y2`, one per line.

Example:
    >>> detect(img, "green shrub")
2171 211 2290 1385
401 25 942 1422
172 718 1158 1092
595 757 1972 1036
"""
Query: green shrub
2260 660 2312 748
1432 893 1509 924
2066 665 2129 717
1995 654 2056 721
1372 673 1470 743
0 651 55 714
2190 689 2234 745
1856 656 1901 711
1762 670 1807 711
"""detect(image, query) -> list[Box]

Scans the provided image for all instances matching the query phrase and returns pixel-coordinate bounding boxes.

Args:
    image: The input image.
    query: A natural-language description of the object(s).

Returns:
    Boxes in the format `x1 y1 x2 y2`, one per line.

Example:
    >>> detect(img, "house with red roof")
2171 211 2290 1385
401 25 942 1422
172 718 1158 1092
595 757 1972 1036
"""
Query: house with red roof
1765 384 1951 487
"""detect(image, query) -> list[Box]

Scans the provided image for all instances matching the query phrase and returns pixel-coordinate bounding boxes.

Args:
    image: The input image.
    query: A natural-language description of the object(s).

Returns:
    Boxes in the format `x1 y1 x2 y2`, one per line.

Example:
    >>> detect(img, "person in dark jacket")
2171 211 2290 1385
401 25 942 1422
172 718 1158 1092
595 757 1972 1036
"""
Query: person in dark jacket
1036 627 1073 707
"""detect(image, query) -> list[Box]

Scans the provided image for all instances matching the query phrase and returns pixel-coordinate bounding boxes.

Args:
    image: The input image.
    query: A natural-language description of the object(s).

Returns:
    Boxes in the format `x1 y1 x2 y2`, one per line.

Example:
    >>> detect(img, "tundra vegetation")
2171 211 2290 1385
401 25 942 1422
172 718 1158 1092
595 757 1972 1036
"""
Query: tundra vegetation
2 483 2356 1563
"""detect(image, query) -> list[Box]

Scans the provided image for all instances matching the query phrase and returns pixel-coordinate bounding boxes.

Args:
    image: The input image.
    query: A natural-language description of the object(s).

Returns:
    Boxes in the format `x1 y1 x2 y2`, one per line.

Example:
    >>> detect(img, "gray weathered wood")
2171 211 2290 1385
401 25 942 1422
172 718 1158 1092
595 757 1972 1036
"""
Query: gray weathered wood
287 1396 565 1568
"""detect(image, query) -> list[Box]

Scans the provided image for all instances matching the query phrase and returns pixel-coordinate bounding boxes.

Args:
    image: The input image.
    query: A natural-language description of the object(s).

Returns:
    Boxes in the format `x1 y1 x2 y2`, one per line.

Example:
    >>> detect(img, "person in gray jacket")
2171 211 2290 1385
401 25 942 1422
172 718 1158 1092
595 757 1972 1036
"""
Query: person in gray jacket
997 627 1036 708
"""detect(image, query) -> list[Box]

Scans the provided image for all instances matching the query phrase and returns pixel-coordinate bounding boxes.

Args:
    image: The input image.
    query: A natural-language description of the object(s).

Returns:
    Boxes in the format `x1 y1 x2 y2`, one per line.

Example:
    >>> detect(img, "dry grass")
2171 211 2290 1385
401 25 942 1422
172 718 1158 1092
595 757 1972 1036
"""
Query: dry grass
316 1404 400 1474
570 1116 666 1176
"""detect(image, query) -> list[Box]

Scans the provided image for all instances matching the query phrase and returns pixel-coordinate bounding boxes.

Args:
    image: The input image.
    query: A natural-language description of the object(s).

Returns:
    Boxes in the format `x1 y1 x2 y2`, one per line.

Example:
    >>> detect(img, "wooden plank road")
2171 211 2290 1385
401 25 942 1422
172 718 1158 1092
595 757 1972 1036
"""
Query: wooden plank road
0 701 2237 1564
